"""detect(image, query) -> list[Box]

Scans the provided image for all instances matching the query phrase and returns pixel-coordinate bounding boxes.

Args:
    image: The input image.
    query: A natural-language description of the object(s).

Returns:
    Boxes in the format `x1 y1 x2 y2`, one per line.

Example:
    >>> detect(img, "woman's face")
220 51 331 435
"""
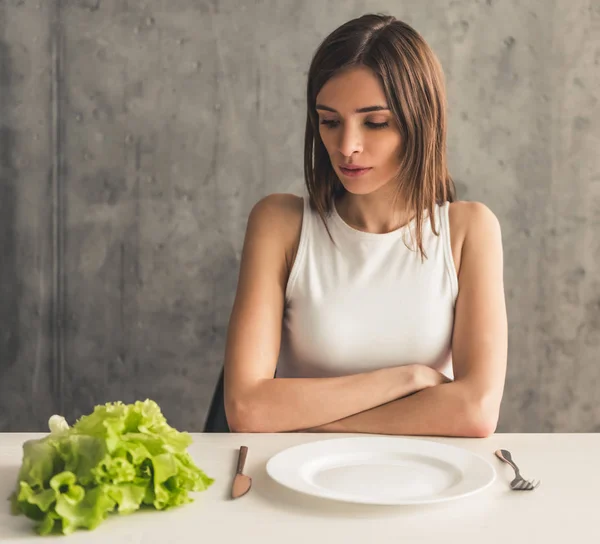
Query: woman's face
315 65 403 196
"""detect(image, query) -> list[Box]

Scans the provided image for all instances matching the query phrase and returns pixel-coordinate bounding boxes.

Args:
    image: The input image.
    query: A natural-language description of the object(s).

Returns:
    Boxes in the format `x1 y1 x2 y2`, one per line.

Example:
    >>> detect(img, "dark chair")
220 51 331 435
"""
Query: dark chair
203 367 230 432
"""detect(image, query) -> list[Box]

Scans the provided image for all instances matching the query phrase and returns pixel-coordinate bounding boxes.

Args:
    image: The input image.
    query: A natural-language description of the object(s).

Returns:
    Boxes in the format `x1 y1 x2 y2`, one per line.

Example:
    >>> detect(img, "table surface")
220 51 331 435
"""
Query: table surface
1 432 598 543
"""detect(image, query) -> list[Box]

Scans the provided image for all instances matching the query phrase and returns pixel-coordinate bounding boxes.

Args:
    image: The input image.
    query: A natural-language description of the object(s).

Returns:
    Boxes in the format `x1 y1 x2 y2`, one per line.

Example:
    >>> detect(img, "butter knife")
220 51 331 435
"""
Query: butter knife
231 446 252 499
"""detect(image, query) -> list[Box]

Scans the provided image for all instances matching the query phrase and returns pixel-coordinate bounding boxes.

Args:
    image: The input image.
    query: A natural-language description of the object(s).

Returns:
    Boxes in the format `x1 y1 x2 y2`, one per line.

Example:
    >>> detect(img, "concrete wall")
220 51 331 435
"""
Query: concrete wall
0 0 598 432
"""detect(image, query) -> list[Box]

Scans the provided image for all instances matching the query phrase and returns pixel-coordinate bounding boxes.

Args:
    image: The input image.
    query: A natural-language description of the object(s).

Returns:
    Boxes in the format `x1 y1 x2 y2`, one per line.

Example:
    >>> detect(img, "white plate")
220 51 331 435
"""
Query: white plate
266 437 496 505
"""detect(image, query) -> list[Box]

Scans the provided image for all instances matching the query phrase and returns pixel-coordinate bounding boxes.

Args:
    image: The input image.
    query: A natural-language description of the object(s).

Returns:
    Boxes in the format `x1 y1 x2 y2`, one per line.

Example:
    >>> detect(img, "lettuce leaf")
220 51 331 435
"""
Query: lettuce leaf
9 400 214 535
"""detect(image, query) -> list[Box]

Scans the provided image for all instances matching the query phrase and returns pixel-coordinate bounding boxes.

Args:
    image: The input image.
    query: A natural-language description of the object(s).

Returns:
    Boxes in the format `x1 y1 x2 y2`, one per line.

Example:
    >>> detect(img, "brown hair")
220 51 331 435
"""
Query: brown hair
304 13 456 260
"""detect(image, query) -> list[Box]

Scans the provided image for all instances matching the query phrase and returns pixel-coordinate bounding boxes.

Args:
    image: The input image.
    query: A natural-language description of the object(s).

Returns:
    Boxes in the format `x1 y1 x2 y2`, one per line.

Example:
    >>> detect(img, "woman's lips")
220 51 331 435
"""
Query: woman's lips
339 166 372 177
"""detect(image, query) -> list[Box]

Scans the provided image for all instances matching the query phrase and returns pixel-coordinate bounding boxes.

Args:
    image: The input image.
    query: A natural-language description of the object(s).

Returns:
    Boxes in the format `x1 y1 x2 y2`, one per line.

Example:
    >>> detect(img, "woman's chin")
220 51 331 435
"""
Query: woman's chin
337 179 386 195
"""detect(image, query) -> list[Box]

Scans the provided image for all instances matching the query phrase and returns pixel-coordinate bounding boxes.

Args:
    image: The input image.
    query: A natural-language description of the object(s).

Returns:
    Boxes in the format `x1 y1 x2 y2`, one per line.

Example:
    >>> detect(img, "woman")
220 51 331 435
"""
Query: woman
222 14 507 437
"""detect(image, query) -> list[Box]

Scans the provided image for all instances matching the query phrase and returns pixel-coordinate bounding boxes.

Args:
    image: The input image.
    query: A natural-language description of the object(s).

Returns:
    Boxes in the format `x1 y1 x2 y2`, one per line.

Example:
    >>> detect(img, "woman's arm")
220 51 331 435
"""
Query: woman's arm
233 365 440 433
303 380 488 437
305 202 508 437
224 194 446 433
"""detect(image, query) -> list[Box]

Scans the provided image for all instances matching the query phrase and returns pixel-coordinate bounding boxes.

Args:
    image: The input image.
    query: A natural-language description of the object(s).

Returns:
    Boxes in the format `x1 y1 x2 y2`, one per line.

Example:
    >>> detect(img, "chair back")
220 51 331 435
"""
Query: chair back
203 367 230 432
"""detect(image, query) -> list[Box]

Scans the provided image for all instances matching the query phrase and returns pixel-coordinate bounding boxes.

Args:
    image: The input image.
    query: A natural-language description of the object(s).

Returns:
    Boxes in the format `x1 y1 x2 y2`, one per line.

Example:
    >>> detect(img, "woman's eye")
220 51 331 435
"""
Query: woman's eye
320 119 339 128
319 120 389 129
365 121 389 129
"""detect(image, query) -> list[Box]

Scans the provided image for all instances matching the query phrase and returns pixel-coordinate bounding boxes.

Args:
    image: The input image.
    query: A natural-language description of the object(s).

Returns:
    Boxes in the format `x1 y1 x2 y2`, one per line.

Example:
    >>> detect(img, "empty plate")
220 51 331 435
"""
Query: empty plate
266 436 495 505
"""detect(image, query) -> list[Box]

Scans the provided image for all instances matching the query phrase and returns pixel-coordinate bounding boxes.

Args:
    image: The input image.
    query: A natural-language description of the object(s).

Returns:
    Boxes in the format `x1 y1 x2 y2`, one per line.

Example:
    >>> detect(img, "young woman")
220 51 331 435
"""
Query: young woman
222 14 507 437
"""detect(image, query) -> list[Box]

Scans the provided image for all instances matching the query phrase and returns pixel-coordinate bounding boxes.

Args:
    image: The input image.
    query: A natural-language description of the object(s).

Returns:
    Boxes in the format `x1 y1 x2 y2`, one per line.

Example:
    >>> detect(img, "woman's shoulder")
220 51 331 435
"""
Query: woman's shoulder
448 200 500 236
447 200 501 275
249 193 304 273
249 192 304 226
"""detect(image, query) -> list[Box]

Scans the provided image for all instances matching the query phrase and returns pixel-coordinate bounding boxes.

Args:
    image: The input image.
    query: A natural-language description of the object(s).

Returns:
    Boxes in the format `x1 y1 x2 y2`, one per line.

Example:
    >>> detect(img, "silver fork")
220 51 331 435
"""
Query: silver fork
494 449 540 490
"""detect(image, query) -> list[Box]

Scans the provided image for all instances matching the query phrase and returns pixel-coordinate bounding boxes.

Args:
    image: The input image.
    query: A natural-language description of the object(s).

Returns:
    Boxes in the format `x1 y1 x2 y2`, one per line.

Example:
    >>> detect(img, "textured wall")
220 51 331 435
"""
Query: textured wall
0 0 598 432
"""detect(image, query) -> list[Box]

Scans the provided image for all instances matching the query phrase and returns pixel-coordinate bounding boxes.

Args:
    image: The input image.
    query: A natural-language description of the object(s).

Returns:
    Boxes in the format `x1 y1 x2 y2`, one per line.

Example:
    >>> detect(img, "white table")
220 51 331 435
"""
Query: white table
1 432 598 543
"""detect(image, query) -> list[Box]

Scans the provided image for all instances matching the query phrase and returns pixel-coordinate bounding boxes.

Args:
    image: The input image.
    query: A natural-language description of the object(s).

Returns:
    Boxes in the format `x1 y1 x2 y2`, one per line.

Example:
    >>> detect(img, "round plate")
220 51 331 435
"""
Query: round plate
265 436 496 505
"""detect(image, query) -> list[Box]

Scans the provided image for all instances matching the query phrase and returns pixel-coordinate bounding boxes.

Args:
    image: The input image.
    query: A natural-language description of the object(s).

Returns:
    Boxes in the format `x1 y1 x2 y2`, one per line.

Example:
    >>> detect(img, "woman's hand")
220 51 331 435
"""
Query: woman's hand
413 364 452 389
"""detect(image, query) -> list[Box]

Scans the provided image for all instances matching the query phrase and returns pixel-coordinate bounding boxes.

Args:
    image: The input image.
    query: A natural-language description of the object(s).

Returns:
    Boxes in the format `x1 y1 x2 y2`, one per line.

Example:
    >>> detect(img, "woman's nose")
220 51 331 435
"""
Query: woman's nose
337 124 363 157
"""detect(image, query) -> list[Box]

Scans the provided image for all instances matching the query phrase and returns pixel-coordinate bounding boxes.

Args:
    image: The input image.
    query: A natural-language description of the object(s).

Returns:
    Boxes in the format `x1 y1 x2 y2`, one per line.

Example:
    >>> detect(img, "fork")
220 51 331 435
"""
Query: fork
494 449 540 490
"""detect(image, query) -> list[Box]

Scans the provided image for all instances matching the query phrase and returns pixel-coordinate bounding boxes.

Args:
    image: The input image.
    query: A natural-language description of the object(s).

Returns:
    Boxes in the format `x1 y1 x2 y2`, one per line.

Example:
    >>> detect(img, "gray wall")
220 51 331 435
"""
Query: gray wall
0 0 598 432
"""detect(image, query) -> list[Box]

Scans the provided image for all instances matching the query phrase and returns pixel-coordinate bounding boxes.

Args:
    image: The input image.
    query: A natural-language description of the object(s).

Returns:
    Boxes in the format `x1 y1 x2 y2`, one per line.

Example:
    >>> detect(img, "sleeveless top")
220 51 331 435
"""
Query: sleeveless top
275 194 459 380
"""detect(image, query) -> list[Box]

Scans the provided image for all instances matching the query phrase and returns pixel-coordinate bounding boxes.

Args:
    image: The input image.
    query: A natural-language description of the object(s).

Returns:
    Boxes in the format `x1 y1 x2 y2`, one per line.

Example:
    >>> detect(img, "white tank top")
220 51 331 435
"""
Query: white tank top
275 194 458 380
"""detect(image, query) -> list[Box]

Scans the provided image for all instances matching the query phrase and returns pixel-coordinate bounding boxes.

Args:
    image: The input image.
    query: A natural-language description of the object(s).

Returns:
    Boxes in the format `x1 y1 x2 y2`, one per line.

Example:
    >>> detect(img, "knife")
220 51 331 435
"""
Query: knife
231 446 252 499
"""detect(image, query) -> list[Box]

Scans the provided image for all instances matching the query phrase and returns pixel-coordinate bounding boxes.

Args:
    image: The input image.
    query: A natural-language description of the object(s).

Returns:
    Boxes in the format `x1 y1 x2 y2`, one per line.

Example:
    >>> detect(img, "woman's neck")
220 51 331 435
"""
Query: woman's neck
335 191 416 234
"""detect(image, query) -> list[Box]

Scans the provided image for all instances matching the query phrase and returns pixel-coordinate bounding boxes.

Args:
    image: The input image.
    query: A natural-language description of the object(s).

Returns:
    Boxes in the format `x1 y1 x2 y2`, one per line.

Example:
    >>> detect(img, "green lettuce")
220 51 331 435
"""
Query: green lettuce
9 400 214 535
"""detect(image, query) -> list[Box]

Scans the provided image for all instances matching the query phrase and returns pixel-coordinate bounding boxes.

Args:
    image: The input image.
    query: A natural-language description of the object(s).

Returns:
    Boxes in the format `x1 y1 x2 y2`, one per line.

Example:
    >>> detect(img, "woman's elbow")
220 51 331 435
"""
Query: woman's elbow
225 401 252 433
468 416 498 438
225 398 270 433
466 397 500 438
226 412 250 433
